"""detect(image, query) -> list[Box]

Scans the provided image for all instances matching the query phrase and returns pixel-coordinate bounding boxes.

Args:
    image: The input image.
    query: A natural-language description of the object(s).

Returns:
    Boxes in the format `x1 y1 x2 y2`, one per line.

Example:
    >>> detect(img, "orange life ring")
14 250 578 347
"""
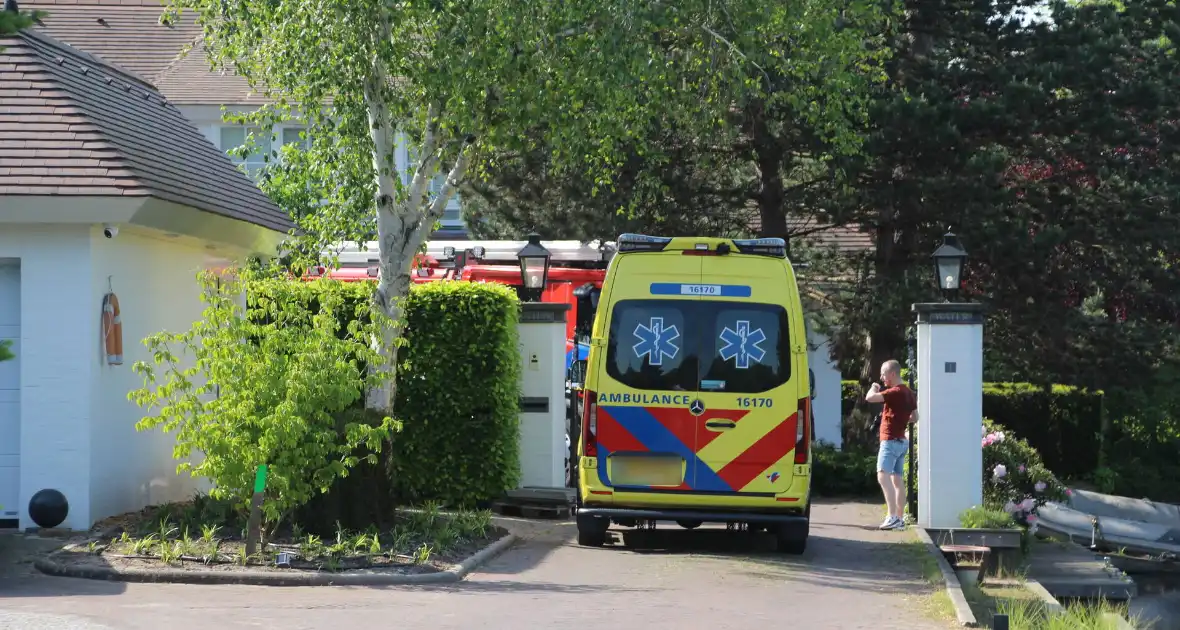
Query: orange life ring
102 292 123 366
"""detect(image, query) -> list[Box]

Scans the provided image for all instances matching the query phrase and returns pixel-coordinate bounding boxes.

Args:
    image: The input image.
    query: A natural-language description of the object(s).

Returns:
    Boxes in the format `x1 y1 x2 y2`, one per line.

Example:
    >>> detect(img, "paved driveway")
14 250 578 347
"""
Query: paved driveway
0 501 947 630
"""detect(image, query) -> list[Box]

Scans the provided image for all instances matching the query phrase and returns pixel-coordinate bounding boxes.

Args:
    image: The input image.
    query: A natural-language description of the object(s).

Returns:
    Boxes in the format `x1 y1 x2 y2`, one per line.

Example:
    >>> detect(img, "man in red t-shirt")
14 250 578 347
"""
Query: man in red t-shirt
865 359 916 530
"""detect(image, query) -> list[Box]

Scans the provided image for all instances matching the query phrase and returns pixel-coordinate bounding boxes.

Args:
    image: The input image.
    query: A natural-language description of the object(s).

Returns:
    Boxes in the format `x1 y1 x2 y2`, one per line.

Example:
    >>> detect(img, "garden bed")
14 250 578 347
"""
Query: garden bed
49 496 508 577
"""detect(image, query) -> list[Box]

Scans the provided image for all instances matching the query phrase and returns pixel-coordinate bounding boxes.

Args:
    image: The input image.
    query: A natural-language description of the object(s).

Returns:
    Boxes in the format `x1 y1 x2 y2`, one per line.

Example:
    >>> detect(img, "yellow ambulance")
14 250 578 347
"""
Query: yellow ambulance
574 234 813 554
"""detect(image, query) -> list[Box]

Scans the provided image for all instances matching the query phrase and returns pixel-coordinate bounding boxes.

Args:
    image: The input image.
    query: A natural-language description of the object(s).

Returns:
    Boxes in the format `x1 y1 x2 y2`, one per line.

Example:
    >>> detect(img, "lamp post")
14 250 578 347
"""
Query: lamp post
517 232 552 302
931 231 968 301
912 230 985 528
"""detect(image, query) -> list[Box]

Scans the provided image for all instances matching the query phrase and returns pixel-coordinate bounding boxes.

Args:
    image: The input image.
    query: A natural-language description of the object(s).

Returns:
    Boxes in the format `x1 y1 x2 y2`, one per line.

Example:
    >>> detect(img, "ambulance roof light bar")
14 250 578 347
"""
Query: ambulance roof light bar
616 233 673 253
732 237 787 258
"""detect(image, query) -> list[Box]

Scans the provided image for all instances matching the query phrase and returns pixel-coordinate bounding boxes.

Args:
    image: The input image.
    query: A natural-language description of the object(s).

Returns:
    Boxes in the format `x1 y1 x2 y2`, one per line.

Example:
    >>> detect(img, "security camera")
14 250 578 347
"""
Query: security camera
102 224 119 239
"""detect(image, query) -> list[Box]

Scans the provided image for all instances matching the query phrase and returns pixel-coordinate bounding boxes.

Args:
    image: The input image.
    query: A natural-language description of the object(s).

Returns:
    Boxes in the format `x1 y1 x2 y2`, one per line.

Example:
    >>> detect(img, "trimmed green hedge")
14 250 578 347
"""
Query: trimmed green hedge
812 441 879 497
841 380 1103 479
389 281 522 507
248 279 522 523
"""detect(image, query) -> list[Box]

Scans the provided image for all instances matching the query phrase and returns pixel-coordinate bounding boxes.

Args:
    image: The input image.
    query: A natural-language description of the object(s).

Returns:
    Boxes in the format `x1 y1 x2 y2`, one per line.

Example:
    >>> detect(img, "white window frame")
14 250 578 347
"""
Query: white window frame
218 124 311 181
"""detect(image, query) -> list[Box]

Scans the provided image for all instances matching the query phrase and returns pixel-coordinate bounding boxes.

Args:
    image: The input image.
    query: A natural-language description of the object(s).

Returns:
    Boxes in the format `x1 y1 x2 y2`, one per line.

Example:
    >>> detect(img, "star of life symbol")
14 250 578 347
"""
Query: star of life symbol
719 320 767 369
632 317 681 366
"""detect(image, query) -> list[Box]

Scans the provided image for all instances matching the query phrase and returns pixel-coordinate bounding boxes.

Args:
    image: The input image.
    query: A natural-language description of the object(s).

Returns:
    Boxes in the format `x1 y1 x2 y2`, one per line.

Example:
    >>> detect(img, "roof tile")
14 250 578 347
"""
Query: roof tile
26 0 201 83
0 30 294 233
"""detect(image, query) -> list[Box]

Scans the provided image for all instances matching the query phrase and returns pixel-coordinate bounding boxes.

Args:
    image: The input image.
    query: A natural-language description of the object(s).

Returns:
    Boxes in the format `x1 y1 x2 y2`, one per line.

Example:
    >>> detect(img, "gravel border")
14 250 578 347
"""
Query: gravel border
33 534 517 586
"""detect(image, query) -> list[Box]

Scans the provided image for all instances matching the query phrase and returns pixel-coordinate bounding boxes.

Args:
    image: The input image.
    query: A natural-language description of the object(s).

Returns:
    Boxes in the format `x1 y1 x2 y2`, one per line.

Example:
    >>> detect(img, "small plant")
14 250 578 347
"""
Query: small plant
389 530 412 555
959 505 1018 530
411 542 433 565
200 523 220 544
299 533 324 560
86 540 101 554
157 518 179 544
453 510 493 538
130 534 158 556
157 541 183 566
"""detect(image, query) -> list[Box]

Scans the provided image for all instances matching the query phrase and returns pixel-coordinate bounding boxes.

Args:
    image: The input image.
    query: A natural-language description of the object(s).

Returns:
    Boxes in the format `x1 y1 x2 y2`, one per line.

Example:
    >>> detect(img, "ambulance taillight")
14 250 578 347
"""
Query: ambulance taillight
583 391 599 457
794 396 811 464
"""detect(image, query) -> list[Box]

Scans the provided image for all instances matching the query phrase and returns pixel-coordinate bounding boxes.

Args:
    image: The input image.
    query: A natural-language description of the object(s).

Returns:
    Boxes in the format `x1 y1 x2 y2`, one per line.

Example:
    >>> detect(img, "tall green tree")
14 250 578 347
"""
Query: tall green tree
172 0 890 411
804 0 1180 445
459 1 892 245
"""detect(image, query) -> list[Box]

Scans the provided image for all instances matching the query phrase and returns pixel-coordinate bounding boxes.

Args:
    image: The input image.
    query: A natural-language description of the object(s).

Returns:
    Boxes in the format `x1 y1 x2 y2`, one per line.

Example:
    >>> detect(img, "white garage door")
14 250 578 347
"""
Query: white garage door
0 262 20 527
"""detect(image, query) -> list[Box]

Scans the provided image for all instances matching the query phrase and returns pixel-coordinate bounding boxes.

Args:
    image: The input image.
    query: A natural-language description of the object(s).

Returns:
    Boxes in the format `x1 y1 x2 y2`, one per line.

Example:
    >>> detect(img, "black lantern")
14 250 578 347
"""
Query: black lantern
931 231 968 300
517 232 551 301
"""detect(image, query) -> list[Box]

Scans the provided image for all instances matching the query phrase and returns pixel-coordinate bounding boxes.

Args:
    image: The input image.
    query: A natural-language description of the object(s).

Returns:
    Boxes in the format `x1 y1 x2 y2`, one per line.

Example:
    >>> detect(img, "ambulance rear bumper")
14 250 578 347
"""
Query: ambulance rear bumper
576 507 808 525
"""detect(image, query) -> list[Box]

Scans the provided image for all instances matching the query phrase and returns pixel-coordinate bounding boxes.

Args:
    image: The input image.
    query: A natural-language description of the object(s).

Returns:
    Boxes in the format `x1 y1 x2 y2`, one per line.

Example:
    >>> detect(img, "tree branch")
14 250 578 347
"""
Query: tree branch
408 103 443 213
426 136 477 222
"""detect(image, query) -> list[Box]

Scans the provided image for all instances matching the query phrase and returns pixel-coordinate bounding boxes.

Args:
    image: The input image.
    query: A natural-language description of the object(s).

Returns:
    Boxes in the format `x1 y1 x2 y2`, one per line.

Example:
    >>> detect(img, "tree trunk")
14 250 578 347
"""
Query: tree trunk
361 64 476 413
362 70 438 413
750 110 787 244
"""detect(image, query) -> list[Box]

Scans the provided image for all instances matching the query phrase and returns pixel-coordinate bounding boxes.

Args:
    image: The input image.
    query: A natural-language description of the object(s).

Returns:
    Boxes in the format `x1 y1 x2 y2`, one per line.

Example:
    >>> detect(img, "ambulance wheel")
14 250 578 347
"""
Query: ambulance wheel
774 505 810 554
576 515 609 547
774 527 808 554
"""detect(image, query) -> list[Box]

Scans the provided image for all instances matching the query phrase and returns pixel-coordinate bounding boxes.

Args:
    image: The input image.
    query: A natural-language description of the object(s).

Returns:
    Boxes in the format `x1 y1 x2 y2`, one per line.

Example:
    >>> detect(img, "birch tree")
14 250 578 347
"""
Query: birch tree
171 0 887 412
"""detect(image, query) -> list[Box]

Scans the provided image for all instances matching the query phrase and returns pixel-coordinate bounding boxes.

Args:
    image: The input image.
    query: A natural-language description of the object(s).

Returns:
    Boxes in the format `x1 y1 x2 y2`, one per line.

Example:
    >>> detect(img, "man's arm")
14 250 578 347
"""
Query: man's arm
865 383 884 403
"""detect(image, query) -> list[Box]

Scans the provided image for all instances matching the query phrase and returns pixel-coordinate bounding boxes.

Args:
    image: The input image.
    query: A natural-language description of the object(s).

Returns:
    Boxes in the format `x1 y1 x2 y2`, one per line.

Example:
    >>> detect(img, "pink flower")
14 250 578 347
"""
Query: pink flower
1004 501 1018 513
993 464 1008 479
1018 465 1026 474
1035 481 1047 492
1065 488 1073 497
1026 514 1038 523
1020 497 1036 511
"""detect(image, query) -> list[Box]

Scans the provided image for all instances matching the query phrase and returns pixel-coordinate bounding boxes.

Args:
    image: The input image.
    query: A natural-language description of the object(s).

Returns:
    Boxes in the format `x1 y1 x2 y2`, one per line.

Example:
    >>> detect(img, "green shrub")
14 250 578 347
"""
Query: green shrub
982 418 1069 525
0 339 11 362
811 441 879 497
130 271 398 524
1098 385 1180 502
841 380 1104 479
388 281 522 508
249 278 524 510
958 505 1018 530
981 383 1103 479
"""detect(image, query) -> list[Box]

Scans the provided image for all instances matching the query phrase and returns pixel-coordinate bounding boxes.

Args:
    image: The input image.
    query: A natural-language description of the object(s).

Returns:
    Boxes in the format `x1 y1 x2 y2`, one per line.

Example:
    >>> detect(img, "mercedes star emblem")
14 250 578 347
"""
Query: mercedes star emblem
689 399 706 416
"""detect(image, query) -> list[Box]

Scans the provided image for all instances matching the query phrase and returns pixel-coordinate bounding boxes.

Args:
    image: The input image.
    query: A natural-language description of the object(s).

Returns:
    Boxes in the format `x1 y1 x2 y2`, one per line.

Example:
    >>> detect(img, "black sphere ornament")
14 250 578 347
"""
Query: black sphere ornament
28 489 68 529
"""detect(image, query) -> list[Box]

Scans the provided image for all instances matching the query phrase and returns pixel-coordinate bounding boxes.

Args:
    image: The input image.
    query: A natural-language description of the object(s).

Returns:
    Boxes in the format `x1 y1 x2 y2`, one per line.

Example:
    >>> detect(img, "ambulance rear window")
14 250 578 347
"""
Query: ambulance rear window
605 299 791 394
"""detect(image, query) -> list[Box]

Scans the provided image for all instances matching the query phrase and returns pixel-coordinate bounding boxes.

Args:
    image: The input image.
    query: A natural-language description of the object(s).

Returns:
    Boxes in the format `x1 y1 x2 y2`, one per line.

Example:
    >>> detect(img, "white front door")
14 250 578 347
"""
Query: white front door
0 262 20 526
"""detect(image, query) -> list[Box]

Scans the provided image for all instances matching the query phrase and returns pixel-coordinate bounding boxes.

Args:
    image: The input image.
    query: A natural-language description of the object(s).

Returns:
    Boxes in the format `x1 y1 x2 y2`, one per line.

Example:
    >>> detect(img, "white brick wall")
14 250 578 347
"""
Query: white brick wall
0 225 94 530
88 230 222 524
0 224 243 530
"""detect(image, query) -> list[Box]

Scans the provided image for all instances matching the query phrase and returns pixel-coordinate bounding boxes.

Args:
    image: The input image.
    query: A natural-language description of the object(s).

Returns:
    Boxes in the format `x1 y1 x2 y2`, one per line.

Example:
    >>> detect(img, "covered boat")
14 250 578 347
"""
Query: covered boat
1037 488 1180 558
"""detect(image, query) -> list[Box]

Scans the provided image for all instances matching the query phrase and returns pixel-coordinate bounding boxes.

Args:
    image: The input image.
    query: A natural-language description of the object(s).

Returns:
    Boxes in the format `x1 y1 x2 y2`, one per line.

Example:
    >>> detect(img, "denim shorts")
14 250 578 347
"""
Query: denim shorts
877 438 909 476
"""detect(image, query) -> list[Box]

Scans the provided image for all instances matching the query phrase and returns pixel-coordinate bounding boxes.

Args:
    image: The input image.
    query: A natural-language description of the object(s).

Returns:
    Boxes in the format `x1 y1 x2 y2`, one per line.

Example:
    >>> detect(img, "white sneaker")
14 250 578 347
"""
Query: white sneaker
878 516 899 530
886 517 906 530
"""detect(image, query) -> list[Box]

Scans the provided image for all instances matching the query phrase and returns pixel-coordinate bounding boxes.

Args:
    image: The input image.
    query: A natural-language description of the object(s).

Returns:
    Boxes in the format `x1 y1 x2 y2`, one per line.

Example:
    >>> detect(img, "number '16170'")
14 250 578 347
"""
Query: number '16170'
737 397 773 408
